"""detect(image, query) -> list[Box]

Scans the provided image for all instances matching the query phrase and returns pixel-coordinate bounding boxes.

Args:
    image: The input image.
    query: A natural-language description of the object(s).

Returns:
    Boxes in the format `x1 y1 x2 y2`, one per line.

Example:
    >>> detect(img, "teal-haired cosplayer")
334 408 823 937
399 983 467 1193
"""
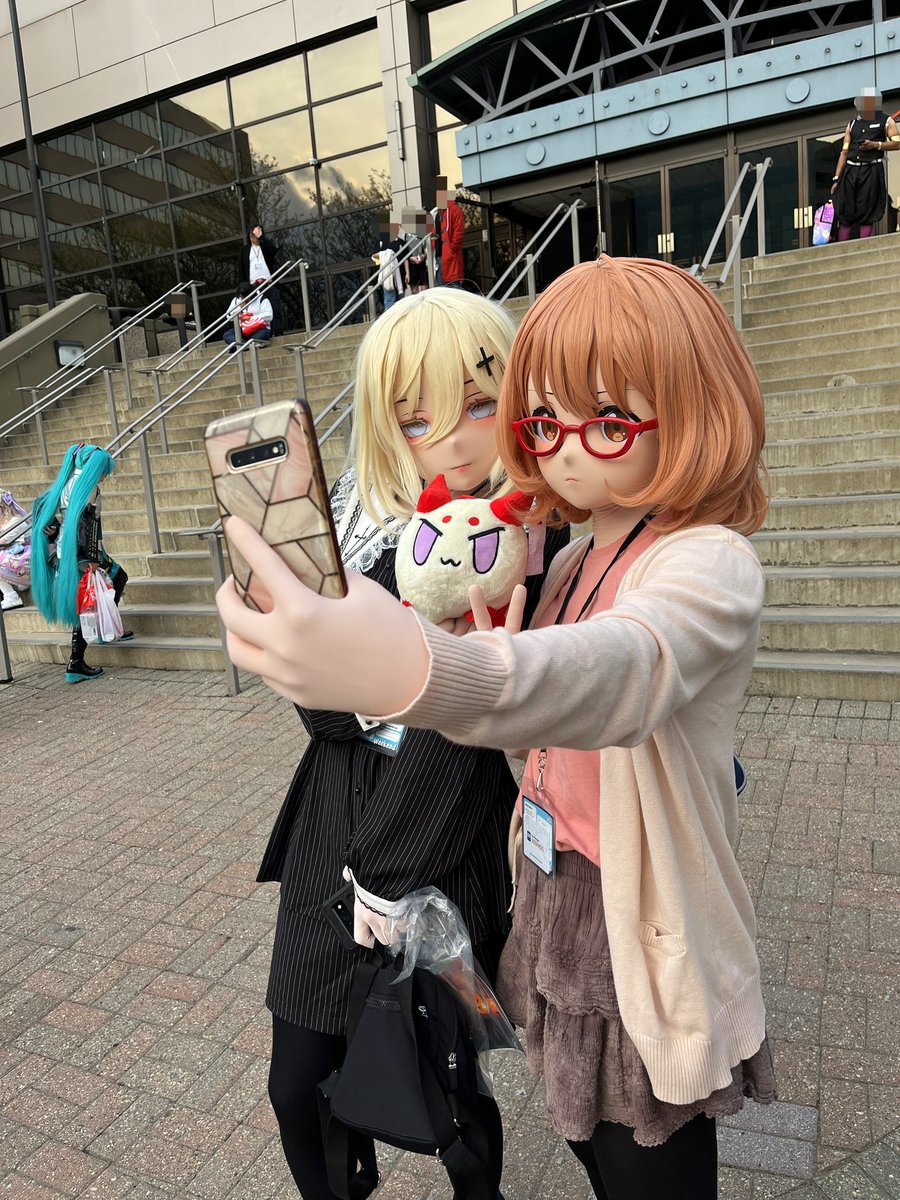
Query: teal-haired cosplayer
31 443 116 625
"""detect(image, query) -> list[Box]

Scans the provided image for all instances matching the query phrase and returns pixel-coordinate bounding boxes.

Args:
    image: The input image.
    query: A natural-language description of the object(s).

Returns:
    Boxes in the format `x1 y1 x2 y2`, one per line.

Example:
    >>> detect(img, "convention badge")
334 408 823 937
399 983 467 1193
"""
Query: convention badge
522 796 555 875
356 721 407 756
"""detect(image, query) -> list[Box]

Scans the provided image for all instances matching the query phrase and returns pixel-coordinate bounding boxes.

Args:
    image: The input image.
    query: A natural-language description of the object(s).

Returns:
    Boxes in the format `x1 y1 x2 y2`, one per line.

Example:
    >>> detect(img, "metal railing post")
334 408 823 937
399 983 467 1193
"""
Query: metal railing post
189 281 202 337
138 431 162 554
116 331 134 408
249 341 264 407
0 606 11 683
366 287 377 323
151 372 169 454
731 215 743 330
299 262 312 335
571 203 581 265
295 348 307 399
31 389 49 465
756 162 767 258
206 532 241 695
232 314 248 394
103 370 120 437
426 237 436 288
526 253 536 304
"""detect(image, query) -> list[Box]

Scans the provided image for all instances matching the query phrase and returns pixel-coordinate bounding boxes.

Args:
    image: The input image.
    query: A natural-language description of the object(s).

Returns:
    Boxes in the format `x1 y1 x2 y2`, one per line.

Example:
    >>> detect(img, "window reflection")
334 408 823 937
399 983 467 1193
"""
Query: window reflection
176 240 243 291
49 224 108 274
231 58 307 124
173 190 242 248
1 243 44 289
38 128 96 176
244 166 317 230
317 152 390 214
307 30 380 100
44 178 105 227
103 157 167 215
313 89 385 159
323 211 380 267
0 197 37 245
166 135 236 194
0 154 31 199
242 113 313 176
115 257 179 309
96 108 160 166
274 223 324 271
161 83 230 144
428 0 513 59
108 204 174 262
56 271 113 303
330 267 369 320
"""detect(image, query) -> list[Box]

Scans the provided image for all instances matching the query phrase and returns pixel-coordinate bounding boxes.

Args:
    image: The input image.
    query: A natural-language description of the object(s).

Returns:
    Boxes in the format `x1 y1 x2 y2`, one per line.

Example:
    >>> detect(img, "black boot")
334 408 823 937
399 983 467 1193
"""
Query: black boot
66 658 104 683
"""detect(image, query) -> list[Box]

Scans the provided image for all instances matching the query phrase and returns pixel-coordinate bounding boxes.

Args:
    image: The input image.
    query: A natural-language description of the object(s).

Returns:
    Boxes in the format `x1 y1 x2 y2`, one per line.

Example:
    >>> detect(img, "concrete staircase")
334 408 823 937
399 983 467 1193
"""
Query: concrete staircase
732 233 900 701
0 326 366 672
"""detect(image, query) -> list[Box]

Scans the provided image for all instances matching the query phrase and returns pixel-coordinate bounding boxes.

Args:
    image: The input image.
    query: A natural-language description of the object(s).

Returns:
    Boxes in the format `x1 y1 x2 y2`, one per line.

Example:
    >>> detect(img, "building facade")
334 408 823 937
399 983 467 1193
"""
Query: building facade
0 1 897 336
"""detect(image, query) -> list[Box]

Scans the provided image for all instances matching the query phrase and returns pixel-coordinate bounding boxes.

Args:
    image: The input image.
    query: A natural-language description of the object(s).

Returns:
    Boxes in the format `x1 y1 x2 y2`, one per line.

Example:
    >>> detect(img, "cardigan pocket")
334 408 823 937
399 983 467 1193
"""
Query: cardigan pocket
638 921 687 958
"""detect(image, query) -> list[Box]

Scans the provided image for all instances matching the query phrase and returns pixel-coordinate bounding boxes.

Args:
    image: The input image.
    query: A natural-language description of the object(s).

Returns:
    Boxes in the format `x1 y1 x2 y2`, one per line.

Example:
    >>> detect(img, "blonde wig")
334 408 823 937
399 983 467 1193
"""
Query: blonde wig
351 289 518 522
497 256 769 535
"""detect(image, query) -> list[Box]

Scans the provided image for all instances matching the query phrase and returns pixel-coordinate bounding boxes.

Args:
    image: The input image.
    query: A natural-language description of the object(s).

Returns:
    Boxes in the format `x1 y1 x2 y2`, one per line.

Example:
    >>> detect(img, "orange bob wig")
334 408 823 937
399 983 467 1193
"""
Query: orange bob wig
497 256 769 535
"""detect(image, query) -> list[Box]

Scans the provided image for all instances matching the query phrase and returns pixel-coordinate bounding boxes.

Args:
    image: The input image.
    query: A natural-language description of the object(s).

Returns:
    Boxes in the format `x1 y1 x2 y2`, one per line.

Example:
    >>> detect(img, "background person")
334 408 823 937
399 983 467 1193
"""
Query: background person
830 88 900 240
434 176 465 289
237 223 284 335
222 281 273 350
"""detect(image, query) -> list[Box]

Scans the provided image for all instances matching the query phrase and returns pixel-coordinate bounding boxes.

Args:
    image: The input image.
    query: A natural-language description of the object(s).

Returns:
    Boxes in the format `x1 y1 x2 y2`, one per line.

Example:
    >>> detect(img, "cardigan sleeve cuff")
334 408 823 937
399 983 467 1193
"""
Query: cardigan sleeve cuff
379 612 511 740
348 870 407 918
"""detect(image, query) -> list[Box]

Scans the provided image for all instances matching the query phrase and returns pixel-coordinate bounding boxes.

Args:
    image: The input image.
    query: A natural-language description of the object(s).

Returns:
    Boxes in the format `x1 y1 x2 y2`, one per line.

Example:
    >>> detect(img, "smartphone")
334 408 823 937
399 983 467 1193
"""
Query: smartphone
321 881 358 952
204 398 347 610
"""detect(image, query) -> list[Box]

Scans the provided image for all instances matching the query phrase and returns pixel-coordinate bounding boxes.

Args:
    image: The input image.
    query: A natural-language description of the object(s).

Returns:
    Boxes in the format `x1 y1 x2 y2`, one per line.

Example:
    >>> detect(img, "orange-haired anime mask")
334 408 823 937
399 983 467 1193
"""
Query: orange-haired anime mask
395 475 529 625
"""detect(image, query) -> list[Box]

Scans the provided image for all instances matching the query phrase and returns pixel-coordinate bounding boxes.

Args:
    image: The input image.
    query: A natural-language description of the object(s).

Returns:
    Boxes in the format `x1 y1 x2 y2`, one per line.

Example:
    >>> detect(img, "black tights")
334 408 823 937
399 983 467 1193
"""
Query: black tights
269 1015 504 1199
567 1113 718 1200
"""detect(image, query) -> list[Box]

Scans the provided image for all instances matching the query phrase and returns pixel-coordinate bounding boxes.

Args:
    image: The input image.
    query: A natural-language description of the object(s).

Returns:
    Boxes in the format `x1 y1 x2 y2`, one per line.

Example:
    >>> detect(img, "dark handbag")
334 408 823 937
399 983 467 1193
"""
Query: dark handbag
318 949 493 1200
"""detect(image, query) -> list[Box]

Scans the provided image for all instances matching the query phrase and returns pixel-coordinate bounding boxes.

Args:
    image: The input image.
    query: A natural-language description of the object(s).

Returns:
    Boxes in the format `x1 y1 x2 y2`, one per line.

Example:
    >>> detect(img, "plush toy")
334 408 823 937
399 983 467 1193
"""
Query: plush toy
395 475 529 626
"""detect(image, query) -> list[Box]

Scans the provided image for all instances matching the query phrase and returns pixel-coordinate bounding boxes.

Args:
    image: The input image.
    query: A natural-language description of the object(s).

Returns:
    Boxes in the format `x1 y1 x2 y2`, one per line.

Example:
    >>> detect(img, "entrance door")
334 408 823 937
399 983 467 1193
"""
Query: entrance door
739 141 801 255
606 158 725 267
667 158 726 269
607 172 664 259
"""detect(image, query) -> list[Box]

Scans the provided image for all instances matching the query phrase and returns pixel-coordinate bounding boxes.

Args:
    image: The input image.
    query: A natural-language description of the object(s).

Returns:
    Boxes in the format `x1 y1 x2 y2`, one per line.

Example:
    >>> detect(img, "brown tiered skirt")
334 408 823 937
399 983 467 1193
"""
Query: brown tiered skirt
496 850 777 1146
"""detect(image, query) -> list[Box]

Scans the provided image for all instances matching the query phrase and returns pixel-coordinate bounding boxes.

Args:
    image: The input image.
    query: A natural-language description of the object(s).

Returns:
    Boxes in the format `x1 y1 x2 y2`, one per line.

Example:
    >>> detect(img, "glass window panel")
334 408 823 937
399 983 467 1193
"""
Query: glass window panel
0 197 37 245
274 222 325 271
807 132 843 214
312 89 384 159
176 240 243 292
2 283 48 323
49 224 108 274
244 166 317 230
1 242 44 289
241 112 313 177
608 173 663 260
102 156 167 215
668 158 724 269
0 154 31 198
231 57 307 124
307 29 380 100
161 82 230 145
108 204 173 262
37 127 96 175
329 267 369 322
322 209 382 268
172 189 242 248
428 0 513 60
96 107 161 166
114 258 179 310
739 144 799 256
317 149 390 214
43 177 105 228
56 271 113 303
165 134 236 195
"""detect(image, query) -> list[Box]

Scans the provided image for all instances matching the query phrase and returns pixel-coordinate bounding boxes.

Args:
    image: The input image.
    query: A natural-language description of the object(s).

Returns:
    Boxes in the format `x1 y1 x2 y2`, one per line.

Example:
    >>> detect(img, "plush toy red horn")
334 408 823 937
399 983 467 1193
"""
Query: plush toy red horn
489 491 530 525
417 474 453 513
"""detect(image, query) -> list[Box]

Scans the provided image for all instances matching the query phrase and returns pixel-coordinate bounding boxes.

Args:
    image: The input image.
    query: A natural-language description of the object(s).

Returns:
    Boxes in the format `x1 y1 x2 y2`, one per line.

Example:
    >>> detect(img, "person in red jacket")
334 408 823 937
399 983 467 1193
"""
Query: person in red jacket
435 176 465 287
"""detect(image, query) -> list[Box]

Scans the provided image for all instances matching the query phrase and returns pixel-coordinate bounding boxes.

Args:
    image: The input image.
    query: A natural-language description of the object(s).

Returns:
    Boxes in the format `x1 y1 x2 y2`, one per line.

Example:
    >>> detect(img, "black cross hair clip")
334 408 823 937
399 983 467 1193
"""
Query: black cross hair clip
475 346 495 377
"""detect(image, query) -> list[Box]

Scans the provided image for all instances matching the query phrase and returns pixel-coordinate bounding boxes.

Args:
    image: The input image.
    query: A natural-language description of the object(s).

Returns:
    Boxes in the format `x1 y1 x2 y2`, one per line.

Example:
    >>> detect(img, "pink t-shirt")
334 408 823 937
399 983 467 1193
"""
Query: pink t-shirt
519 520 660 865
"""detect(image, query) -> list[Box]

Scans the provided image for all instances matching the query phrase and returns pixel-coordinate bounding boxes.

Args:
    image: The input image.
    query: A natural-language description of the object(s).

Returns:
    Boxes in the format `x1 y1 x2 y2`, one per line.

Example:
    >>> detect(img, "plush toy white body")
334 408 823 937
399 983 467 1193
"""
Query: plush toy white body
395 475 528 625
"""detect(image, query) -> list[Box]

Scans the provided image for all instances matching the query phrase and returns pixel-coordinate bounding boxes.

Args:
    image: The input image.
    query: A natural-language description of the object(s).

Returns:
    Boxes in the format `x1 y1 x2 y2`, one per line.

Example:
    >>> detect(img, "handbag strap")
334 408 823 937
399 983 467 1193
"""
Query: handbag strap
318 1072 380 1200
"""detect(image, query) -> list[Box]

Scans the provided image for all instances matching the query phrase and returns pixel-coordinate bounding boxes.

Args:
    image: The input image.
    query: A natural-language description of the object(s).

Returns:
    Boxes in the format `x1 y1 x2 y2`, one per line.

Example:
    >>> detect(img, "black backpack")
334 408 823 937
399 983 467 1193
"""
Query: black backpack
317 948 495 1200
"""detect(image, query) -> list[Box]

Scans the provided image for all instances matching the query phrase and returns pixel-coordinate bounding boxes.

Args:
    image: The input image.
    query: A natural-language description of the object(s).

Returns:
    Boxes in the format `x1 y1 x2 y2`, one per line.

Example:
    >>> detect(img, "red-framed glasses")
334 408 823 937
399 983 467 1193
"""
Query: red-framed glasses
512 414 659 459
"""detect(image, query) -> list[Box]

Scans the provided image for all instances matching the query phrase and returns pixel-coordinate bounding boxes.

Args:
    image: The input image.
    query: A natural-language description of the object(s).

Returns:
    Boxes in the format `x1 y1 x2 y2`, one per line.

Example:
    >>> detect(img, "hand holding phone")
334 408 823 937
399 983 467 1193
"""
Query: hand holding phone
205 399 347 610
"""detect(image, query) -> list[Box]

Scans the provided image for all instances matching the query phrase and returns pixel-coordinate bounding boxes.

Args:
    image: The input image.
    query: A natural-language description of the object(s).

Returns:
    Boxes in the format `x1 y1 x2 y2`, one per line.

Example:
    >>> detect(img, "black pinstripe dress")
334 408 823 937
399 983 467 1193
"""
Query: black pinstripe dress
258 496 568 1036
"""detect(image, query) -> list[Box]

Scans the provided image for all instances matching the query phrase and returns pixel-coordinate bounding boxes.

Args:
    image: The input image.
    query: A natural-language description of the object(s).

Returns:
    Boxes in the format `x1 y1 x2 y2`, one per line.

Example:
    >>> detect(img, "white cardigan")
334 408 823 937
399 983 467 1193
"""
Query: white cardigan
389 525 768 1106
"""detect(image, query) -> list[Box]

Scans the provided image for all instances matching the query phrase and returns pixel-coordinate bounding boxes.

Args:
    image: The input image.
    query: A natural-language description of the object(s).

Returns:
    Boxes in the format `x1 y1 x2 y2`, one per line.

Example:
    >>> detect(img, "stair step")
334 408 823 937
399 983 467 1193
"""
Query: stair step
4 629 225 671
763 564 900 607
753 526 900 566
750 649 900 703
763 493 900 531
759 607 900 655
768 461 900 499
764 433 900 470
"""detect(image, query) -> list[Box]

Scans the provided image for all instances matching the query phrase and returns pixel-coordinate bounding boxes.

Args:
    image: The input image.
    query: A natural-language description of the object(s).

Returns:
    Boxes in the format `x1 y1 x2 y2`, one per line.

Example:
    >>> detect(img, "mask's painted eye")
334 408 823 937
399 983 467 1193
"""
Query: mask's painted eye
413 519 441 565
467 399 497 420
400 418 430 440
471 528 501 574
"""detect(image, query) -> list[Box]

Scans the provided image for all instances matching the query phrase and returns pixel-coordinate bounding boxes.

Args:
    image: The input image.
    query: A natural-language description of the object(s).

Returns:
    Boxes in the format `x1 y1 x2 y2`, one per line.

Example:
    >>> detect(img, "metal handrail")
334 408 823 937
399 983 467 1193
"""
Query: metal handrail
492 199 585 303
717 158 772 287
689 162 754 281
486 202 567 299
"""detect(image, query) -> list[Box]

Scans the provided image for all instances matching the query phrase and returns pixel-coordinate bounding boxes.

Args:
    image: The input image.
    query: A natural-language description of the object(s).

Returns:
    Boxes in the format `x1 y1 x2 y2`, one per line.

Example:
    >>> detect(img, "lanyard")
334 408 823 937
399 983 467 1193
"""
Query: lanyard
554 515 650 627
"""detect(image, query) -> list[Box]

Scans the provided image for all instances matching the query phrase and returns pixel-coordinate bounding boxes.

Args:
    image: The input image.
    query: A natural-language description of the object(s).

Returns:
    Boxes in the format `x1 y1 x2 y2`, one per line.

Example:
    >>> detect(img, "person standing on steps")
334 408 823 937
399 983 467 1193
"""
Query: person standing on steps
434 176 465 289
237 223 285 335
830 89 900 241
31 444 133 684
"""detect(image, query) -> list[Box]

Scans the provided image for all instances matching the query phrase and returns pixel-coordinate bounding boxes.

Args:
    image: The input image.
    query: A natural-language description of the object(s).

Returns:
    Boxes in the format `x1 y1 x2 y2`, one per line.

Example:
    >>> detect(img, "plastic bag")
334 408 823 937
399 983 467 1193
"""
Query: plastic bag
384 888 522 1076
94 568 123 642
77 569 100 644
812 202 834 246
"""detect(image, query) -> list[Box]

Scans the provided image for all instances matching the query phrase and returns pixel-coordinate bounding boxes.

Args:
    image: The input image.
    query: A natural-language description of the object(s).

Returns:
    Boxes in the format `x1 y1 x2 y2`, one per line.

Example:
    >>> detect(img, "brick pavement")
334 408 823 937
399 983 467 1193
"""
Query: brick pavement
0 662 898 1199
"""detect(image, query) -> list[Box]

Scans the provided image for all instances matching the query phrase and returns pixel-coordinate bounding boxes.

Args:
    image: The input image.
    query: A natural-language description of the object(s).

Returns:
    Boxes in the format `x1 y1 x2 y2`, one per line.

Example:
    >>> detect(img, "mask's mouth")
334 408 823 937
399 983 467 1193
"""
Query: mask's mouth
440 557 462 568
